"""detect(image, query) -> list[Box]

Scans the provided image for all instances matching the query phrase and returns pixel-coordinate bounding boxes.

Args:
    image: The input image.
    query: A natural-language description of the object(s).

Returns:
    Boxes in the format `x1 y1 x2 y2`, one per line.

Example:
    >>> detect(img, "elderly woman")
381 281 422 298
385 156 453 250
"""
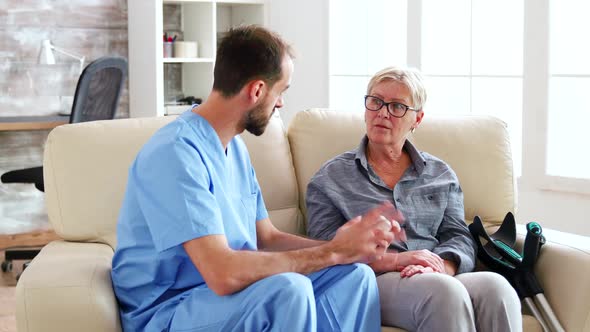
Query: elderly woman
306 66 522 332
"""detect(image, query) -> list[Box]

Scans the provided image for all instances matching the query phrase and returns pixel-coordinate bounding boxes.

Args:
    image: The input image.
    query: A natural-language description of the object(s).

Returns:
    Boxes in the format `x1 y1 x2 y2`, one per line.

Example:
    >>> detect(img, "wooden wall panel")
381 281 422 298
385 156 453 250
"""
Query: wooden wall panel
0 0 130 235
0 0 127 29
0 27 128 116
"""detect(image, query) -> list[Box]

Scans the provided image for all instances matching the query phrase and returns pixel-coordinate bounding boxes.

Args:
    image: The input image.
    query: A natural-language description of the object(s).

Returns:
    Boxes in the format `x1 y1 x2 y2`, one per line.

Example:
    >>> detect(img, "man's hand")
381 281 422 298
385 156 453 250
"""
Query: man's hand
329 202 404 265
394 250 445 273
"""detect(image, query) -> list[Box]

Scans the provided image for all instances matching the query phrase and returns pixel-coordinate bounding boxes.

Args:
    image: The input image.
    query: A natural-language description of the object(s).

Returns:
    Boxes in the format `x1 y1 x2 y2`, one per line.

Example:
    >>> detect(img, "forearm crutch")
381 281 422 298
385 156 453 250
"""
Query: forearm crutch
469 213 565 332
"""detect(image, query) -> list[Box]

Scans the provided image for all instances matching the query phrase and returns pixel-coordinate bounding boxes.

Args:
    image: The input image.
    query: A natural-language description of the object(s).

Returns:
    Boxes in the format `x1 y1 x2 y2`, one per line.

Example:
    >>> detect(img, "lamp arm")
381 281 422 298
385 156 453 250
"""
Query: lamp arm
51 46 86 73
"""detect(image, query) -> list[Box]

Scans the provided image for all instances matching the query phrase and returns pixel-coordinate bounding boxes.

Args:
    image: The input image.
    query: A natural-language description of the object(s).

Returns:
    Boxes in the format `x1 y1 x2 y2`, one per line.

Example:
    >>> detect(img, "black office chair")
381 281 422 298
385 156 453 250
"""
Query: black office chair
1 57 128 274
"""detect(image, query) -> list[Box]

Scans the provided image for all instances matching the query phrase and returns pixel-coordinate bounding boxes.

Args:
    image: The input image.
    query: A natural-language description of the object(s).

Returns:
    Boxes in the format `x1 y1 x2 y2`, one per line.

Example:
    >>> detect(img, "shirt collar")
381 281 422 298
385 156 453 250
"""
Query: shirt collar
355 135 427 175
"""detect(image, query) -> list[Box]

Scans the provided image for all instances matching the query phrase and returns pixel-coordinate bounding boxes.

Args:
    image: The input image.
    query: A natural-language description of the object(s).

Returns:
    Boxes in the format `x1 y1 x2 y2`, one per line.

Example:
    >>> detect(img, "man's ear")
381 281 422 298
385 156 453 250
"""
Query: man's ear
244 79 266 104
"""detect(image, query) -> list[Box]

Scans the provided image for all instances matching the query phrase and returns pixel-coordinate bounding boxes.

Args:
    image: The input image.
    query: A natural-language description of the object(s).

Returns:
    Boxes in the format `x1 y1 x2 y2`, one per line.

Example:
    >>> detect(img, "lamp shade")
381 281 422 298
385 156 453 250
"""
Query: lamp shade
38 40 56 65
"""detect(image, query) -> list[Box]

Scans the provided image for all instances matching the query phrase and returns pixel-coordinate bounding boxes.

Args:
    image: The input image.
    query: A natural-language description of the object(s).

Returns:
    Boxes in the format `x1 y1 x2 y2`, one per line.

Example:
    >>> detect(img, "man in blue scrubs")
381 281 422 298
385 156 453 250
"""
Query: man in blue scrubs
112 26 402 331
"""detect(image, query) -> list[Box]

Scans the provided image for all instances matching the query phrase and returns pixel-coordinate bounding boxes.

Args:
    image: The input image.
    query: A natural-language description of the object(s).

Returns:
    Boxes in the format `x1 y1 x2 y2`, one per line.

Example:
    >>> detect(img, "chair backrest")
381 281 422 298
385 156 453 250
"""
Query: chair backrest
69 57 127 124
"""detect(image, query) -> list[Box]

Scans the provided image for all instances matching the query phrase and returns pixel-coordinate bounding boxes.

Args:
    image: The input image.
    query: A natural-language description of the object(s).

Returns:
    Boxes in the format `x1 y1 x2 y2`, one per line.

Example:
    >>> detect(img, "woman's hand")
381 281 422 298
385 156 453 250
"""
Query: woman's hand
443 259 458 276
394 249 445 273
400 264 436 278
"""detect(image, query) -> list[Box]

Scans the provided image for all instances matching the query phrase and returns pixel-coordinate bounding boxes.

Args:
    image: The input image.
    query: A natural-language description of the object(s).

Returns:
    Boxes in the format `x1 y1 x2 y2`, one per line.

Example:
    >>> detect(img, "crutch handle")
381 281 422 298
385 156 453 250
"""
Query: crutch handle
522 222 545 269
528 222 542 235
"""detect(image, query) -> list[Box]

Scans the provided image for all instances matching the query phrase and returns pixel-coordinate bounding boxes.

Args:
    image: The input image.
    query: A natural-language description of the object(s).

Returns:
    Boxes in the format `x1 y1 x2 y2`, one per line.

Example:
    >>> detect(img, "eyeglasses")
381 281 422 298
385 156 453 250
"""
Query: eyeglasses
364 95 418 118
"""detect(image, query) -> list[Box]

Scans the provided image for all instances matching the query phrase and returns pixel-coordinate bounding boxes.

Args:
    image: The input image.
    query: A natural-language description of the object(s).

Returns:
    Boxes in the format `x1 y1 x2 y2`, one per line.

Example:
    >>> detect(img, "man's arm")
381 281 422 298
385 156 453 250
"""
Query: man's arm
183 234 338 296
256 218 325 251
184 203 400 296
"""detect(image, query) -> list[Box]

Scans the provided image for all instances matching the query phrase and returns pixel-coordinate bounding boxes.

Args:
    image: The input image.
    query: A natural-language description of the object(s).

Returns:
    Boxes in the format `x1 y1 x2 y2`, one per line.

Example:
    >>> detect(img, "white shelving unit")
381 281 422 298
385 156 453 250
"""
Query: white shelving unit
128 0 267 117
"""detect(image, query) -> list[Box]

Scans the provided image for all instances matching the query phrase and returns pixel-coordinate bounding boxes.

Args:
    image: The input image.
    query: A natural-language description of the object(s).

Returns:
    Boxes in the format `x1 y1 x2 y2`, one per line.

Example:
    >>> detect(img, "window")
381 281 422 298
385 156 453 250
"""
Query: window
329 0 590 192
421 0 523 175
329 0 407 112
547 0 590 180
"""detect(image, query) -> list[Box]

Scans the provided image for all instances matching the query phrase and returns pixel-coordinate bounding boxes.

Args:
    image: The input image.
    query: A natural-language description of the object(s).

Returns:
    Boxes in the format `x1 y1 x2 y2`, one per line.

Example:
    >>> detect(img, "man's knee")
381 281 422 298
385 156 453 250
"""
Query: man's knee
259 272 314 305
352 262 375 279
331 263 375 284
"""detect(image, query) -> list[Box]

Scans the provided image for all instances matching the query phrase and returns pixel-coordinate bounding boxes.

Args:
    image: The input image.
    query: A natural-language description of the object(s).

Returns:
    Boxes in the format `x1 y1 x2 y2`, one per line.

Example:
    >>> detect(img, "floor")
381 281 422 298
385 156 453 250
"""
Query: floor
0 250 22 332
0 229 56 332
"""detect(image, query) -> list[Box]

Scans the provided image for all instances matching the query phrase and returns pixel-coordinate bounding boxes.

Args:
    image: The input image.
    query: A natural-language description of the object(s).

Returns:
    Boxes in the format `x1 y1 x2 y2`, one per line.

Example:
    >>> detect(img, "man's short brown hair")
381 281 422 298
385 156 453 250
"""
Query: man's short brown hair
213 25 294 97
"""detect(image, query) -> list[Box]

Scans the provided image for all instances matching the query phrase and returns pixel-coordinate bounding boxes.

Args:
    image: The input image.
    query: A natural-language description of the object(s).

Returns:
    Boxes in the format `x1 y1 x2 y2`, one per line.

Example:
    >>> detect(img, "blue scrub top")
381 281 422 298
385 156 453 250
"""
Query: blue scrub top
111 110 269 331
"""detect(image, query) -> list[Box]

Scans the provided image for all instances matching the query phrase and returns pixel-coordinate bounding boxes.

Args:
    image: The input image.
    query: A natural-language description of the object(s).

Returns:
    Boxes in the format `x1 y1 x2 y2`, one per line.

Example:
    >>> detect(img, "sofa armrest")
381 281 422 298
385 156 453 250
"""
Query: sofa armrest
16 241 121 332
516 226 590 332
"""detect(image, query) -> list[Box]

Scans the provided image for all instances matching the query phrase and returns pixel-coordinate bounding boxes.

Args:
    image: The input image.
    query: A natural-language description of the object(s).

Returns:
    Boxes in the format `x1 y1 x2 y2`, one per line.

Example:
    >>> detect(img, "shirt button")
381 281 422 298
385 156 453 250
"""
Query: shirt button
395 198 401 202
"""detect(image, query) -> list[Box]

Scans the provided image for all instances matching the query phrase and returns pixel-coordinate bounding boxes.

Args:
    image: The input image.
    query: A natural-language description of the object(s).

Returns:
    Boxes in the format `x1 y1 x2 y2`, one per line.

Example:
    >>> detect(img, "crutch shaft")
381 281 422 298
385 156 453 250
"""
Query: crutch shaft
524 297 551 332
534 294 565 332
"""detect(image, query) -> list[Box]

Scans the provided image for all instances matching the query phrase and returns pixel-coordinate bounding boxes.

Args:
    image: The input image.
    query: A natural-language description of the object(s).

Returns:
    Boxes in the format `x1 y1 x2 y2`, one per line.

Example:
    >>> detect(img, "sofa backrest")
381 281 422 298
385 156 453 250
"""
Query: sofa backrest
44 108 516 248
43 114 302 248
44 116 175 247
240 114 304 235
288 109 516 227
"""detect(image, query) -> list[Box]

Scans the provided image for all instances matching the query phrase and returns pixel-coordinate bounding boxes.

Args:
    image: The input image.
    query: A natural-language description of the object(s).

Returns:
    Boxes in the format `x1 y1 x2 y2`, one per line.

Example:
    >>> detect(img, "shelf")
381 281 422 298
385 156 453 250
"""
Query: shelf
128 0 266 118
163 57 214 63
0 115 69 131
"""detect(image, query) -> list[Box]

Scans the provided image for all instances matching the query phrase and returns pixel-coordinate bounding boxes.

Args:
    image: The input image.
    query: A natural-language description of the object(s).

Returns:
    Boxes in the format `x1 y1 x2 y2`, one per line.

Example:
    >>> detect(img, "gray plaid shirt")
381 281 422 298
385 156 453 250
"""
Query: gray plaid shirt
306 136 477 274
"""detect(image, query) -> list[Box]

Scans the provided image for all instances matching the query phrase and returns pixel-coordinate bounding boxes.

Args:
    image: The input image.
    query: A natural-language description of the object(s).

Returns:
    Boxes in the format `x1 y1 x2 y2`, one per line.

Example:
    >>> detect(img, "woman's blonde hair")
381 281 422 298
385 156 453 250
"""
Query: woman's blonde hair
366 66 427 111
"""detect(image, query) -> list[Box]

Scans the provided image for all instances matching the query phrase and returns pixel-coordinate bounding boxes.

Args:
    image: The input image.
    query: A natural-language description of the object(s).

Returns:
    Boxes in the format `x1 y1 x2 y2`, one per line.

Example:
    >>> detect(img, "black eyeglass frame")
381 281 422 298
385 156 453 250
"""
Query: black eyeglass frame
364 95 419 118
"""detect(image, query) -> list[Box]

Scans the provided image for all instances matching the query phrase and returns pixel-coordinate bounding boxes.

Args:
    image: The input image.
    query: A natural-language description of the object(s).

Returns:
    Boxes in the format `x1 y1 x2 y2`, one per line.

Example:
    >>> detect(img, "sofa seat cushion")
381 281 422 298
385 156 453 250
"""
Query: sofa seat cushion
16 241 120 332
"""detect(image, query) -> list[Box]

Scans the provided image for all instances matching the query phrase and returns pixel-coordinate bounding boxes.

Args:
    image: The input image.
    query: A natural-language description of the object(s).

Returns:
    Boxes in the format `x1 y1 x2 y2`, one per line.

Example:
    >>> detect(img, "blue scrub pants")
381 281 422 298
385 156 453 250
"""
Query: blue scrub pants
168 263 381 331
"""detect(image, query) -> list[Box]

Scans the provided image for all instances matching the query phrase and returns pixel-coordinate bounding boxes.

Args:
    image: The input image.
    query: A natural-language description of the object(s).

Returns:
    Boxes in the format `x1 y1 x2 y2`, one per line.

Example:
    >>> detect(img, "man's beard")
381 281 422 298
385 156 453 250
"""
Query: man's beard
242 105 274 136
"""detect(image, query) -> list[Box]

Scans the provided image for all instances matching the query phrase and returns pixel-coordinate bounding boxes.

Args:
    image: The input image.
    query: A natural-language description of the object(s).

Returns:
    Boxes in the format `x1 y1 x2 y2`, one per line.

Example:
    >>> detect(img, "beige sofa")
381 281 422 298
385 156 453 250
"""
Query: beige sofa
16 109 590 332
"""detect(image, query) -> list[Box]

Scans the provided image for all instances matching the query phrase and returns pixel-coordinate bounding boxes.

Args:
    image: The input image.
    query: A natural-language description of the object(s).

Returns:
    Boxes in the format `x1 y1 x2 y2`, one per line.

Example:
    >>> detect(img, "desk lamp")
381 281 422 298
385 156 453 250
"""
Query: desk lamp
38 39 85 74
38 40 86 115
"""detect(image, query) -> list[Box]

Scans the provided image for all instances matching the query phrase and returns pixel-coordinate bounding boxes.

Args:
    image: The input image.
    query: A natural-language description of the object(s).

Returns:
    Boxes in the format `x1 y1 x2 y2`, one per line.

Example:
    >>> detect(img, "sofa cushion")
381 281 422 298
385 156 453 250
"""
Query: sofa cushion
288 109 516 226
241 113 304 235
44 116 175 247
17 241 121 332
43 114 301 246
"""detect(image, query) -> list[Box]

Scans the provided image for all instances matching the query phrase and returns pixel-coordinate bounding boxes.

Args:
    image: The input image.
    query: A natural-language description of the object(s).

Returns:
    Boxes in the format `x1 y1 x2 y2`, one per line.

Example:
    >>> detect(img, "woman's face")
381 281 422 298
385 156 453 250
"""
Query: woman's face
364 80 423 147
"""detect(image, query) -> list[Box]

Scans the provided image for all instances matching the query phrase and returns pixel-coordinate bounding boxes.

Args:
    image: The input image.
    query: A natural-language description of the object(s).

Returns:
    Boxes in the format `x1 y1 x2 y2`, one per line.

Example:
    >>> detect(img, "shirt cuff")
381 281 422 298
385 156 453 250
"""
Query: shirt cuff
435 250 475 274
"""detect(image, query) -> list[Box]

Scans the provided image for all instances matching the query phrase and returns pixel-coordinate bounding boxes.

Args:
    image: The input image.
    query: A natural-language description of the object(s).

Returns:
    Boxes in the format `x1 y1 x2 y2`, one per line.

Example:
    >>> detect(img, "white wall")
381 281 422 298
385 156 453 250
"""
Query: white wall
518 185 590 236
267 0 330 124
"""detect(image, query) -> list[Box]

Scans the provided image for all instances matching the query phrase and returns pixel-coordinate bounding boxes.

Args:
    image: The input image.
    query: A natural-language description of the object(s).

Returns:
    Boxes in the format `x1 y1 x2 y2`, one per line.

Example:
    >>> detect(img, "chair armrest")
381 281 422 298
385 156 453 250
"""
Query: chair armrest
16 241 121 332
517 226 590 332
